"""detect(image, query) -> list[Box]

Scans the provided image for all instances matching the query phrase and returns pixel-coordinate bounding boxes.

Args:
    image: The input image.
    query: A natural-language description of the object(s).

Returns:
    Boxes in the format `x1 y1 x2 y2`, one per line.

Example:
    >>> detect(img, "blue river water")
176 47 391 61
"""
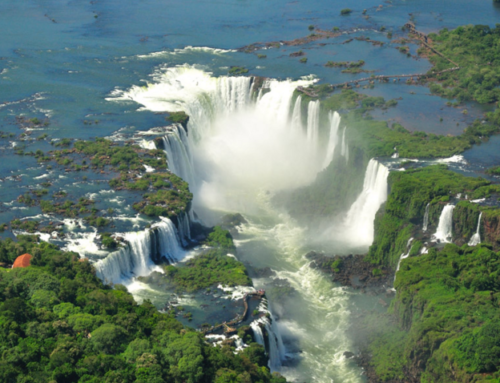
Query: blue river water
1 1 500 382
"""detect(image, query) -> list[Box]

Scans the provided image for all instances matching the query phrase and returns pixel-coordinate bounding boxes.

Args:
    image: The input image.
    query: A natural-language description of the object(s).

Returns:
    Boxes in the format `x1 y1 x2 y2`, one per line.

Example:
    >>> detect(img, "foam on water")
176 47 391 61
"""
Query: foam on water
136 46 236 59
468 212 482 246
436 154 467 164
432 204 455 243
331 159 389 248
240 200 363 382
110 65 371 381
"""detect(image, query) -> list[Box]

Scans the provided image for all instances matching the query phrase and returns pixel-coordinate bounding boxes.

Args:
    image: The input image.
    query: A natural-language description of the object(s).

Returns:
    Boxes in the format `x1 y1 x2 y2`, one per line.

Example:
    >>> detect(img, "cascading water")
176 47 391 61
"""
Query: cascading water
306 100 320 149
422 203 430 232
394 238 413 286
153 217 186 263
341 159 390 247
251 321 265 346
112 65 377 382
177 212 192 246
468 212 483 246
290 95 303 134
250 313 286 371
432 204 455 243
322 111 341 169
94 229 159 285
161 124 196 188
94 218 184 284
340 126 349 162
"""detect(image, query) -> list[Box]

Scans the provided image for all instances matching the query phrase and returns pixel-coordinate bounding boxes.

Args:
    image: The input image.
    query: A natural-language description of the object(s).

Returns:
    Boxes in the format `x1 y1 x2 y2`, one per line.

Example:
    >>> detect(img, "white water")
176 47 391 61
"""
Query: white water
251 320 265 346
153 217 186 263
340 126 349 162
119 66 334 214
422 203 430 232
113 65 376 382
250 315 285 371
341 159 390 247
177 212 192 246
290 95 303 135
468 212 483 246
94 218 183 284
161 124 196 188
322 111 341 169
432 204 455 243
394 237 413 286
306 100 320 150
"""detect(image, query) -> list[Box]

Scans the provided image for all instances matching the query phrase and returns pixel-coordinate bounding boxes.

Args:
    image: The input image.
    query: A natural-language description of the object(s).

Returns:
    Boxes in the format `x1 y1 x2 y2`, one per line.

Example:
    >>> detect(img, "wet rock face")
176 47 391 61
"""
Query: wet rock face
452 202 500 249
246 266 276 279
306 251 391 290
484 215 500 248
220 213 248 236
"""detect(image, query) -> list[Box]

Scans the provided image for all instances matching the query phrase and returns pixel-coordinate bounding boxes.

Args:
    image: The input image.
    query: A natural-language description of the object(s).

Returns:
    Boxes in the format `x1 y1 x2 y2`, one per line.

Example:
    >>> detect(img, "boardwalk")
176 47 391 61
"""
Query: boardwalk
296 22 460 96
201 290 265 335
322 67 460 91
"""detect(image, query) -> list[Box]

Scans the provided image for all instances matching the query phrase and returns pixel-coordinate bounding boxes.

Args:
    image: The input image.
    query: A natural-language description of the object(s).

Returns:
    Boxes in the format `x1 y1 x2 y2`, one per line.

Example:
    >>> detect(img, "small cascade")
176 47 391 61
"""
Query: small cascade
422 203 430 232
264 317 283 371
432 204 455 243
153 218 185 263
253 316 284 372
343 159 390 246
306 100 320 149
94 218 185 284
340 126 349 162
468 212 483 246
269 311 286 362
94 229 159 284
394 238 413 285
250 320 265 346
161 124 196 189
290 96 303 134
249 300 286 372
322 111 341 169
391 147 399 159
177 212 192 246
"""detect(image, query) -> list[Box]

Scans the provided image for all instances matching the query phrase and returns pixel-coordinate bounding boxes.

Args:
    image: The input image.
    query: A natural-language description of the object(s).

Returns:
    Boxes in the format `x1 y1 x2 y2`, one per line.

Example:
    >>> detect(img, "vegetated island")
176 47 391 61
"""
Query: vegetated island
1 129 283 380
285 23 500 382
0 235 286 383
6 136 193 249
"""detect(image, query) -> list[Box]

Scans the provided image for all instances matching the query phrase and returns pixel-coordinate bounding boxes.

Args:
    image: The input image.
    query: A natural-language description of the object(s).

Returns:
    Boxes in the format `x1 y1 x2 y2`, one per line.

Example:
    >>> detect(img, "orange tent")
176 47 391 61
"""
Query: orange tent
12 253 32 268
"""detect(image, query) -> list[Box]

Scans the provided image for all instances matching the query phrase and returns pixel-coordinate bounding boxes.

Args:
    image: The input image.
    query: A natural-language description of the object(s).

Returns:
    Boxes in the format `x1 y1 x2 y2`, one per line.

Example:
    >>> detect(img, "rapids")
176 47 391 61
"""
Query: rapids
110 65 390 381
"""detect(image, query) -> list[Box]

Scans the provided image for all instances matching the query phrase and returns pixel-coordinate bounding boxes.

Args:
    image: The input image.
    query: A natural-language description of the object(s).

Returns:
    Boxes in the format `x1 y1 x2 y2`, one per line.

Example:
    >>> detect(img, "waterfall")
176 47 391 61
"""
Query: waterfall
322 111 341 169
468 212 483 246
340 126 349 162
306 100 320 149
249 299 286 372
422 203 430 232
343 159 389 247
177 212 192 246
290 96 303 134
94 218 184 284
265 317 283 372
250 320 265 346
432 204 455 243
161 124 196 189
94 229 159 285
394 237 413 286
114 67 324 206
251 316 284 372
153 217 185 263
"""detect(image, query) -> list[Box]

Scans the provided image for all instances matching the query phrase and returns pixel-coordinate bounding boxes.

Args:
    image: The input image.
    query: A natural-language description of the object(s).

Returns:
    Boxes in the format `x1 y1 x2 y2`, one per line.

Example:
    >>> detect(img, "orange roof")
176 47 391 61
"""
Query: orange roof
12 253 32 268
